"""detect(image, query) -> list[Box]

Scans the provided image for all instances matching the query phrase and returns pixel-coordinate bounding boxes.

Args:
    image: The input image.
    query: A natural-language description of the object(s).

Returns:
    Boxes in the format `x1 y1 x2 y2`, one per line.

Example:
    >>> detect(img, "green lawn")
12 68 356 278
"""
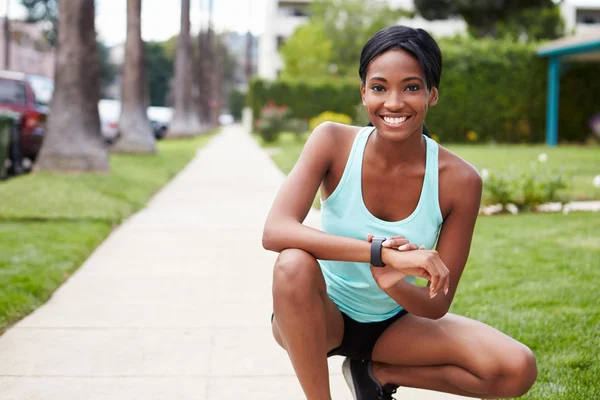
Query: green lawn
258 132 600 207
456 212 599 400
0 133 215 332
257 132 600 399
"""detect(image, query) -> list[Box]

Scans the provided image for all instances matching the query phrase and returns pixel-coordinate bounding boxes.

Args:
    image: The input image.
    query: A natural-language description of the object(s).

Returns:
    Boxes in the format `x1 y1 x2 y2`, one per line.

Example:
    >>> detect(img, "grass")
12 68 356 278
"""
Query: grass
256 131 600 399
0 133 216 332
455 212 600 400
257 132 600 207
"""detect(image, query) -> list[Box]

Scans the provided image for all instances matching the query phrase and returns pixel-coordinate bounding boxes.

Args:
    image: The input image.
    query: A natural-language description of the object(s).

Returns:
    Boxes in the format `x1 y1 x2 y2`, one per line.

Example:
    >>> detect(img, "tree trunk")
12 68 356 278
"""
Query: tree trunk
167 0 201 137
197 30 212 125
35 0 108 172
211 35 222 127
112 0 156 153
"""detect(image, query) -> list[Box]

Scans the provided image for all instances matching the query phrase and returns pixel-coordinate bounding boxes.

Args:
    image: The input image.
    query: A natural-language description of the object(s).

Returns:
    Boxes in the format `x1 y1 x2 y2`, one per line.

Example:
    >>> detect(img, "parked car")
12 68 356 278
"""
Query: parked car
147 106 172 139
98 99 121 143
99 100 172 143
0 70 51 173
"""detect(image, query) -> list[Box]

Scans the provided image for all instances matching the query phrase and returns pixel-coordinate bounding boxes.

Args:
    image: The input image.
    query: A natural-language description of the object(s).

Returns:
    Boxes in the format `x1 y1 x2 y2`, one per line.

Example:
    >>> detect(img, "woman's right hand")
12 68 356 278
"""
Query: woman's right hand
382 248 450 298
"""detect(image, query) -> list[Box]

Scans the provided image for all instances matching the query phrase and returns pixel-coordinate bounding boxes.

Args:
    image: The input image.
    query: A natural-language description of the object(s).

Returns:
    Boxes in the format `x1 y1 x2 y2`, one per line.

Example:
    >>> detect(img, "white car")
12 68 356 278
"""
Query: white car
98 100 173 142
98 99 121 143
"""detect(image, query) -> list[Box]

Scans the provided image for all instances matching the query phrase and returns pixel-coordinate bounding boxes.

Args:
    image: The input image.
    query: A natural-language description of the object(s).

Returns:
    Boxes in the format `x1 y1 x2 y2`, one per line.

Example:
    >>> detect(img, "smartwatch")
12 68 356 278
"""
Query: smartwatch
370 237 386 267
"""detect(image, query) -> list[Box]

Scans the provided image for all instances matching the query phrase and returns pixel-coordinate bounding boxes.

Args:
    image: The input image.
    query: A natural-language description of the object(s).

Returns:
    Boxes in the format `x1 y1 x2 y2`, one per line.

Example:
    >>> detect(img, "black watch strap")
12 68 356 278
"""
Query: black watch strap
370 237 386 267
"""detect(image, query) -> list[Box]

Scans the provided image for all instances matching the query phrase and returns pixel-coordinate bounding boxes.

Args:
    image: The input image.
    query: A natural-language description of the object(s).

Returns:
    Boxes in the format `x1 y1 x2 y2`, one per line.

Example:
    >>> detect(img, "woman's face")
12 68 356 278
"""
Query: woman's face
361 49 438 141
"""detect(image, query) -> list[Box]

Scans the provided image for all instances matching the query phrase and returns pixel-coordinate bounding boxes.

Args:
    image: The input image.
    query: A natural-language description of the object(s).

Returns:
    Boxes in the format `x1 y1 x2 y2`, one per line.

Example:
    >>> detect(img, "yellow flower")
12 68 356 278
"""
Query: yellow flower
466 130 478 142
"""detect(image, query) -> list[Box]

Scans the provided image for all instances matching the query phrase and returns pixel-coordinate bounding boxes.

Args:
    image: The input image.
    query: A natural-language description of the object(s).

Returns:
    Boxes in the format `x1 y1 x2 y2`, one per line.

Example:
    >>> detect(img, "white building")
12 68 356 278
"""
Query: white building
258 0 600 80
0 19 55 79
561 0 600 34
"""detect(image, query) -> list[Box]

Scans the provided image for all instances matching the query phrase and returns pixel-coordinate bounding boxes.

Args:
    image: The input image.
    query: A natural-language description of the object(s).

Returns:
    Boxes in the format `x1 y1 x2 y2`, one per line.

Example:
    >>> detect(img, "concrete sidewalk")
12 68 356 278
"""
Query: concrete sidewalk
0 125 471 399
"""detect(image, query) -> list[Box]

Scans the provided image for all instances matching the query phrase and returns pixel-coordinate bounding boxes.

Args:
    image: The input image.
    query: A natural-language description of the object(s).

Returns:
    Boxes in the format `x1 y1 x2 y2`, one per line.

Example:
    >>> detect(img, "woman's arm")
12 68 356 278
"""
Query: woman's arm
378 164 483 319
262 123 374 262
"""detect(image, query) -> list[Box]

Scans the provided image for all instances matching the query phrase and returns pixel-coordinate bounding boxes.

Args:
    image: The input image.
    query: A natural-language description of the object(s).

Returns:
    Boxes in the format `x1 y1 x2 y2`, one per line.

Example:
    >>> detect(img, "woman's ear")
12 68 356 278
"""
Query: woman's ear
360 83 366 105
428 87 439 107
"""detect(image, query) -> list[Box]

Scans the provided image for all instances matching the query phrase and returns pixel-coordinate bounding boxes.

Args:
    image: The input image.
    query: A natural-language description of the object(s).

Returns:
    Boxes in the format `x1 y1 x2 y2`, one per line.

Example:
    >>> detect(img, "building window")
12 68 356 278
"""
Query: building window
576 9 600 24
277 36 286 49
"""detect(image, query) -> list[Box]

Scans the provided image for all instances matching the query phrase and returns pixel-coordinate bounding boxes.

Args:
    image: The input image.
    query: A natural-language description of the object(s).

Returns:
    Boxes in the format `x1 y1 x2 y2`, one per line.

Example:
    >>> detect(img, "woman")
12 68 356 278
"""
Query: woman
262 26 537 400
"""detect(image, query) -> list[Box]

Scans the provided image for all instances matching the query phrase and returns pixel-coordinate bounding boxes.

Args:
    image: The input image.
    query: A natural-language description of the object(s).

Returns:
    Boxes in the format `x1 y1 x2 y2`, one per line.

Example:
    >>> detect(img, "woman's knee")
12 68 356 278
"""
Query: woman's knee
503 345 538 397
272 249 321 302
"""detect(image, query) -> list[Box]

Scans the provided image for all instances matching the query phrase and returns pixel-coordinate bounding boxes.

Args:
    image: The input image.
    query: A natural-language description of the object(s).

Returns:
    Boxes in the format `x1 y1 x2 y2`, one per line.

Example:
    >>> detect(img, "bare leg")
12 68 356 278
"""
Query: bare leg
272 249 344 400
370 313 537 399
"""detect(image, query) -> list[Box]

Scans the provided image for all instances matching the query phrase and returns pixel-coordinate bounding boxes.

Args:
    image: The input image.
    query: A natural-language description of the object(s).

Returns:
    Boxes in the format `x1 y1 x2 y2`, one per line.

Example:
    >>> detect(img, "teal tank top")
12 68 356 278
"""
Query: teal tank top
318 126 443 322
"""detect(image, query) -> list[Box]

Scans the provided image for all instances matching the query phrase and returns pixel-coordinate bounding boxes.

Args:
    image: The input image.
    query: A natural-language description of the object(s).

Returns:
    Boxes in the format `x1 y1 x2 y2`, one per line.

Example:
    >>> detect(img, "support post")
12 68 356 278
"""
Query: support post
546 56 560 146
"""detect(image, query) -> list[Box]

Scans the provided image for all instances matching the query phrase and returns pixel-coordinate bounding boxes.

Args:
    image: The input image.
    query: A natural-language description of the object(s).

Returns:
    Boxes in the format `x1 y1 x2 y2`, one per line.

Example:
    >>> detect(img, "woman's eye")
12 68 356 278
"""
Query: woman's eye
405 84 420 92
371 85 385 92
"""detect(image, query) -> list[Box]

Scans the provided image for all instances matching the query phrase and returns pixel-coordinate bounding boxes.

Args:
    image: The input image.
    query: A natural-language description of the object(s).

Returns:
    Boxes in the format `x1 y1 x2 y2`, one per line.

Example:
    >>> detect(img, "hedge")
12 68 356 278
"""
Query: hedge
249 38 600 143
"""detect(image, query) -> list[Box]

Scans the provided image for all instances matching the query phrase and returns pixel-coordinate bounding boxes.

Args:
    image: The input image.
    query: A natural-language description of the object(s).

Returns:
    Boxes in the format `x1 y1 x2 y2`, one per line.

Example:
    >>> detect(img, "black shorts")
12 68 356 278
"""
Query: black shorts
327 309 408 361
271 309 408 361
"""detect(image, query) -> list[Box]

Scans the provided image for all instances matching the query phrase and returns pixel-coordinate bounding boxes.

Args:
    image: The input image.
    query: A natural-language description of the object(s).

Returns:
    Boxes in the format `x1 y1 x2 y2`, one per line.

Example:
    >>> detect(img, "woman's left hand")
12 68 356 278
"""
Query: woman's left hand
367 234 426 290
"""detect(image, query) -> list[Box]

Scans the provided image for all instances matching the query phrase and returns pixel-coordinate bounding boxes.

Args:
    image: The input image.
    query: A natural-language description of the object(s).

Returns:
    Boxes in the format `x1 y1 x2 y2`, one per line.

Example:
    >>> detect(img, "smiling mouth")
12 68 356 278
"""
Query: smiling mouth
380 115 411 126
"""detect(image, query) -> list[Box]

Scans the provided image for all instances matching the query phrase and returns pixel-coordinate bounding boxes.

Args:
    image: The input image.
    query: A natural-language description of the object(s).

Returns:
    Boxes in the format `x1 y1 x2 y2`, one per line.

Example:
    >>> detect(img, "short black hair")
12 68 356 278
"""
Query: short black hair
359 26 442 91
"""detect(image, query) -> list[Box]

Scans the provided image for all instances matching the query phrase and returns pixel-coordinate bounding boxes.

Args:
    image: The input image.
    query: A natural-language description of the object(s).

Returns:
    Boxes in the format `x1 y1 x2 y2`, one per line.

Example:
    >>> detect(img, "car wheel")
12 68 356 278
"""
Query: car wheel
156 126 167 140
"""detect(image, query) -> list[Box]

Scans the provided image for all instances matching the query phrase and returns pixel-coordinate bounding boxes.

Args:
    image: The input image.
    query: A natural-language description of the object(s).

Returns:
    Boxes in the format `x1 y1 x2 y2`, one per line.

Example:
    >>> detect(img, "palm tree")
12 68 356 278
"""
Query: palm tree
167 0 201 137
35 0 108 172
112 0 156 153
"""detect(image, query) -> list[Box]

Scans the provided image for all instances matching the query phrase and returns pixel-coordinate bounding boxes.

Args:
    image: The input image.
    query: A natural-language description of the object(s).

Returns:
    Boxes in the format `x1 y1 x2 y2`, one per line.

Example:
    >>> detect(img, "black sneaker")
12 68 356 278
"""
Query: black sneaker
342 358 399 400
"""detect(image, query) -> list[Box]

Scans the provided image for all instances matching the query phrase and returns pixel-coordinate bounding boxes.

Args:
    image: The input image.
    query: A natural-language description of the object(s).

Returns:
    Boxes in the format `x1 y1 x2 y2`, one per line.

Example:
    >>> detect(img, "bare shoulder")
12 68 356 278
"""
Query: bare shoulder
309 121 361 144
437 145 482 212
304 122 362 162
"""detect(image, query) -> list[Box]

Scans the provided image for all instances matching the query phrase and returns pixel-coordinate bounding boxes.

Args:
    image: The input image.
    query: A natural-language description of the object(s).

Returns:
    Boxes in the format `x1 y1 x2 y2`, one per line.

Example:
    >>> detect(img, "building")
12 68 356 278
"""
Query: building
0 19 55 79
257 0 466 80
561 0 600 34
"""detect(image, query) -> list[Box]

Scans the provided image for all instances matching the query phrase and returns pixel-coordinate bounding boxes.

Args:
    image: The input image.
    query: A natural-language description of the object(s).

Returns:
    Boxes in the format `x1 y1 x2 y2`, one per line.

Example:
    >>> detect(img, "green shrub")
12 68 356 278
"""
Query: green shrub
309 111 352 131
249 78 359 123
256 102 289 143
228 89 246 121
483 155 568 211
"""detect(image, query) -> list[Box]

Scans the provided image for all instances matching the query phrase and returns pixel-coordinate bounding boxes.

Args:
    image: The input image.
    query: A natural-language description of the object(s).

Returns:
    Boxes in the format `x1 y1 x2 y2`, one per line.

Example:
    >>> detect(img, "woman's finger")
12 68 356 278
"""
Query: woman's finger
398 243 418 251
383 238 409 248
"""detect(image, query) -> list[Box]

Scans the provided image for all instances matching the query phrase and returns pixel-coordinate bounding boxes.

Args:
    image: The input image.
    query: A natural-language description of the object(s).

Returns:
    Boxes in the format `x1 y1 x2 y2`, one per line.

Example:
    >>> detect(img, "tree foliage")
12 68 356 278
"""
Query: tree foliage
145 41 173 106
20 0 58 45
280 0 410 80
413 0 564 39
97 40 117 97
280 23 333 80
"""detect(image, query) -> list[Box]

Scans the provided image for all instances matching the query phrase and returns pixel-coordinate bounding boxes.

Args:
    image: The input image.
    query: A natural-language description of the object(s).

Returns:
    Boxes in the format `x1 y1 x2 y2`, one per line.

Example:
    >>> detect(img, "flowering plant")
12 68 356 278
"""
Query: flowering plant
256 101 289 143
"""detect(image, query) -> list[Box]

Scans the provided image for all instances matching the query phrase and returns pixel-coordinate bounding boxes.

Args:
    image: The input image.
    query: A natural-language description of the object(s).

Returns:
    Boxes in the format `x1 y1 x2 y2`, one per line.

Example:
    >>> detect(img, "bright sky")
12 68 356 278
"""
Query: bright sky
2 0 266 46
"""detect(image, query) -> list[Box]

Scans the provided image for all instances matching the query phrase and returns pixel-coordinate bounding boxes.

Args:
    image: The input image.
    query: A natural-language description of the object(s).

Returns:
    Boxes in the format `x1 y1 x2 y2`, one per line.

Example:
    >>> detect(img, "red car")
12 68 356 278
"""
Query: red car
0 70 51 174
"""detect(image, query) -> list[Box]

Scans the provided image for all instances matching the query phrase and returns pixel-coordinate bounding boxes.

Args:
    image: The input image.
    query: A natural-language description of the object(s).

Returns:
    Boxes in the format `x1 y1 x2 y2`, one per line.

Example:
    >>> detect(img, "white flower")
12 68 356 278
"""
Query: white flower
538 153 548 163
481 168 490 181
506 204 519 215
594 175 600 188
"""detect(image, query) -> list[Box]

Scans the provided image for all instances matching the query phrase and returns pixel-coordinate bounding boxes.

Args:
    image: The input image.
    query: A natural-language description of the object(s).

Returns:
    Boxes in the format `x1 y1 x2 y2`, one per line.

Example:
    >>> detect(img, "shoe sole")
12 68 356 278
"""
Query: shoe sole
342 358 358 400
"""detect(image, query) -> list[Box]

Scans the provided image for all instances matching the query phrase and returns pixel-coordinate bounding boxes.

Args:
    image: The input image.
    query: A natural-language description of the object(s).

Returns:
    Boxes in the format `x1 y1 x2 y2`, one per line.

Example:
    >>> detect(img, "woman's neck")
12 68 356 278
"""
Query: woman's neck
367 127 427 170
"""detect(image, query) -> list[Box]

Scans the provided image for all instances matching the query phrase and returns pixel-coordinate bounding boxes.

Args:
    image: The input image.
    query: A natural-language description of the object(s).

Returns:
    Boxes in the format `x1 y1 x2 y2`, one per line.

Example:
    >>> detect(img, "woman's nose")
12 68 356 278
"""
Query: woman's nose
384 91 405 110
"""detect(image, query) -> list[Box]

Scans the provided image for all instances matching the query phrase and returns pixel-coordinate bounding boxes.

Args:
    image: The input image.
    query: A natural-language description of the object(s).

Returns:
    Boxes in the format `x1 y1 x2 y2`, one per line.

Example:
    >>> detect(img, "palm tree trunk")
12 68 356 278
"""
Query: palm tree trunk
197 30 212 125
167 0 201 137
112 0 156 153
35 0 108 172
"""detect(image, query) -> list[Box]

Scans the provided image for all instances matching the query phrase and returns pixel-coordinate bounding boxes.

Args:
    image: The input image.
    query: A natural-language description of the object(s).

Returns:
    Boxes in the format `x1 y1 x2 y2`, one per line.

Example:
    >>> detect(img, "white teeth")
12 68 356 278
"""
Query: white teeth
383 116 408 124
